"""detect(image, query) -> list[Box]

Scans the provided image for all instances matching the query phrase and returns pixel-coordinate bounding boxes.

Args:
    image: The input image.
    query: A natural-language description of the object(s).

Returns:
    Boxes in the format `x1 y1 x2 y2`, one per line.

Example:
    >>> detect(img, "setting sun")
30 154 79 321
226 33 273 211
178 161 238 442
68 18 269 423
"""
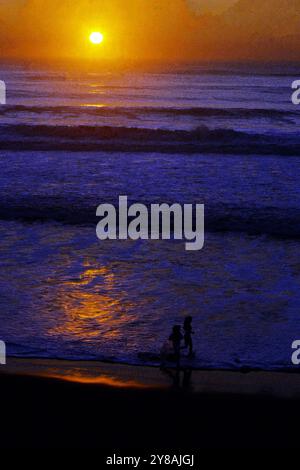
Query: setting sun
89 32 104 45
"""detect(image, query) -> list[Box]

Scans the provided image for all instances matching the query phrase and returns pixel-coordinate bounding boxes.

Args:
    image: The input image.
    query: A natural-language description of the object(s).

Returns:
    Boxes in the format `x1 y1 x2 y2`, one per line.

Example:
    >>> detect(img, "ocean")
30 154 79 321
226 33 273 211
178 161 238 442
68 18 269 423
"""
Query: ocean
0 62 300 370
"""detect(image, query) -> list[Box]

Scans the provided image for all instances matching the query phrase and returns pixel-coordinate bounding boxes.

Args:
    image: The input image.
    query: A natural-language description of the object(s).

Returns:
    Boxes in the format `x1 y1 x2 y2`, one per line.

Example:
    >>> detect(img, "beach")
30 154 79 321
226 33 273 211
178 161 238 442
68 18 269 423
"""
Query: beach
1 62 300 450
1 63 300 372
1 358 300 448
1 0 300 451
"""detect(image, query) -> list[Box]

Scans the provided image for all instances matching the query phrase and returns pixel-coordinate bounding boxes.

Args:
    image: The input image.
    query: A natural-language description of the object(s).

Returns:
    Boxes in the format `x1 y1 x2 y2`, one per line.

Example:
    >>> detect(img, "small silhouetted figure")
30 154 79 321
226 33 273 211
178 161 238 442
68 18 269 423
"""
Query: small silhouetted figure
169 325 183 369
183 316 194 357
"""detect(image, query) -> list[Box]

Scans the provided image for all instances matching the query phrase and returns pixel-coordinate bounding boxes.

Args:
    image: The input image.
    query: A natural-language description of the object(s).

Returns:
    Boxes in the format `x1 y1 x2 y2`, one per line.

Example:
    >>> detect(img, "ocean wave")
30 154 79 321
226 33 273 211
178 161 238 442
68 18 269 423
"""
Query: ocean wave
0 104 296 120
0 201 299 239
0 123 299 155
5 348 296 372
165 67 300 78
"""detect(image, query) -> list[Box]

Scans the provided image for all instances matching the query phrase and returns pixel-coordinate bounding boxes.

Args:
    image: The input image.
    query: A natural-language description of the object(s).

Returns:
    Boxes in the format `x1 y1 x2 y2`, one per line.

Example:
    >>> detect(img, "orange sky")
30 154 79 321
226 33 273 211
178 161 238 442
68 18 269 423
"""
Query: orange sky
0 0 299 62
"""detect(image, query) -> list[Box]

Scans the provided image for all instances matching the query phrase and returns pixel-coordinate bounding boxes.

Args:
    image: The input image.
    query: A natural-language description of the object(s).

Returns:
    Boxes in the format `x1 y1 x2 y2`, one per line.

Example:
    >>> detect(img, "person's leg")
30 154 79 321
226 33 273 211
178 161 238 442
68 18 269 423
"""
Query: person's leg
188 337 193 356
160 352 166 369
175 346 180 369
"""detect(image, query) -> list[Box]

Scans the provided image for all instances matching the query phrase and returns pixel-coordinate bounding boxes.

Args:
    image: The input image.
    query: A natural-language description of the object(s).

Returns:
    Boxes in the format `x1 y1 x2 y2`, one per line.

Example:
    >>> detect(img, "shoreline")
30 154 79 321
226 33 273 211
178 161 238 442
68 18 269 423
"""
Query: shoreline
2 358 300 448
2 356 300 398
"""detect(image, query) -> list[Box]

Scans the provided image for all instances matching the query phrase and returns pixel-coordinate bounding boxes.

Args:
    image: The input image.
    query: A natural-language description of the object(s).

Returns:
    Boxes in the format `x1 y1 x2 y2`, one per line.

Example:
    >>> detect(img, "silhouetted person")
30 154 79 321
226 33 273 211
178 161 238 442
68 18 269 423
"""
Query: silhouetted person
169 325 183 369
160 337 173 369
183 316 194 357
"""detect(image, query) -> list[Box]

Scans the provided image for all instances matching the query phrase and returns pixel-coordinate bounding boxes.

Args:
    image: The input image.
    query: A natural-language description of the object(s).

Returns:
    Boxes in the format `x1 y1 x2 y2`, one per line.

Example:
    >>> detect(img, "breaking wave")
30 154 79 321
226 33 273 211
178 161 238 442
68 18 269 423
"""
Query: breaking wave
1 123 300 155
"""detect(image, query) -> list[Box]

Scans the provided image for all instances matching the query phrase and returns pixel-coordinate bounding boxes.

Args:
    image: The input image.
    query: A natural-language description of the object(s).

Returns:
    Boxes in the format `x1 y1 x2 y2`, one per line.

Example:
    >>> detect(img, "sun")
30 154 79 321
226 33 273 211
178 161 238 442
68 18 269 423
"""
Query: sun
89 32 104 45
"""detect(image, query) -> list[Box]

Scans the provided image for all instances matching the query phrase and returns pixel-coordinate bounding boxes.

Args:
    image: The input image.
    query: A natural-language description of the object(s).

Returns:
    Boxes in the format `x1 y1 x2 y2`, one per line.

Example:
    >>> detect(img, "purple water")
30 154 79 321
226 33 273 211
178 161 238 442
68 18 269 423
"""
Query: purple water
0 62 300 370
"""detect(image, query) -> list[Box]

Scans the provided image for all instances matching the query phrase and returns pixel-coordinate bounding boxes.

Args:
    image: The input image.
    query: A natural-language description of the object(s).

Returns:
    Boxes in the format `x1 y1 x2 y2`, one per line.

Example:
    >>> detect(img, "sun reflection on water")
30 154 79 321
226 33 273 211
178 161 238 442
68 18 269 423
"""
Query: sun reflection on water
48 260 135 341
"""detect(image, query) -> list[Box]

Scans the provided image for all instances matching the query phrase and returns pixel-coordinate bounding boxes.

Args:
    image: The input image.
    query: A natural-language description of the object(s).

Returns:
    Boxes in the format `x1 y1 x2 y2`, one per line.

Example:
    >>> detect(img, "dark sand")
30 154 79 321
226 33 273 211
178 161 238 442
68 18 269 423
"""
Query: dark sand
1 358 300 448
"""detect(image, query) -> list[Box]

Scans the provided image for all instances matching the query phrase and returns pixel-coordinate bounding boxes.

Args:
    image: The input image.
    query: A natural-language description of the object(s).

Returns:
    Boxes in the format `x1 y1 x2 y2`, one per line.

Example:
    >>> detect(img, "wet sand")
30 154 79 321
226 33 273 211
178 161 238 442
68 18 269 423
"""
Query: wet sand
1 357 300 448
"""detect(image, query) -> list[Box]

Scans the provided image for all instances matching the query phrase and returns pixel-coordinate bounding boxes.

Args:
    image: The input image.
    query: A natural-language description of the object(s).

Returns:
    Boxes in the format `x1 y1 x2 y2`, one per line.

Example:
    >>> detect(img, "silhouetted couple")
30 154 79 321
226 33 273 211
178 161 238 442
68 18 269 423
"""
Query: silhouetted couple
169 316 194 369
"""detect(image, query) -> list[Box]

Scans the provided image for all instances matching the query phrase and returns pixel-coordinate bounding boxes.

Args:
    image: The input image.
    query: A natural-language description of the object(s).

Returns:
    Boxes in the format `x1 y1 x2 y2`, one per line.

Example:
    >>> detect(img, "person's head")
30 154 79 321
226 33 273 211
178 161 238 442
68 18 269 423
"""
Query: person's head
173 325 181 335
184 316 192 325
